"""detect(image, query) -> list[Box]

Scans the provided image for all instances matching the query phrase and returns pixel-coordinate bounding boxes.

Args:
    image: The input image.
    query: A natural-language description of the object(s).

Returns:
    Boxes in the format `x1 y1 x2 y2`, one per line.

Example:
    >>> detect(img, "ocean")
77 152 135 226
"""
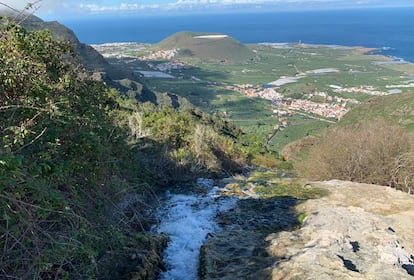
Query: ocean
61 8 414 62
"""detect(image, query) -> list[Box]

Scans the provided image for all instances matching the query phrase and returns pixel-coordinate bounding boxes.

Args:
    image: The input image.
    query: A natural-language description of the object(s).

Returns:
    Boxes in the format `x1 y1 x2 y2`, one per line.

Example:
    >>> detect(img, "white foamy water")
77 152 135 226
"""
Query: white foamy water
155 179 236 280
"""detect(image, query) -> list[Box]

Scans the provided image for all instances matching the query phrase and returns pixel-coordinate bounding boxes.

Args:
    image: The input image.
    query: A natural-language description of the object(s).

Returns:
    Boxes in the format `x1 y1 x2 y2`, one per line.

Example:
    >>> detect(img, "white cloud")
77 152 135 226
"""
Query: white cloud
76 0 285 13
0 0 70 10
75 0 414 14
0 0 101 16
2 0 414 18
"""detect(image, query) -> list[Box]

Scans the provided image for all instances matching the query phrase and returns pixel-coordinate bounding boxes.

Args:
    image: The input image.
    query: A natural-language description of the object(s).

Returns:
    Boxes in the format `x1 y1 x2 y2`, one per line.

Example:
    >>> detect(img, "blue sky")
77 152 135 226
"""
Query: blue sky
2 0 414 19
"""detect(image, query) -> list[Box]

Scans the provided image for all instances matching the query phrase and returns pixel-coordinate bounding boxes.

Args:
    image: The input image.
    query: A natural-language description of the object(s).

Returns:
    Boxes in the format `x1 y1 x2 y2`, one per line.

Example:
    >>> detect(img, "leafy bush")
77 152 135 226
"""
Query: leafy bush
297 119 414 192
117 100 252 182
0 14 281 278
0 20 163 278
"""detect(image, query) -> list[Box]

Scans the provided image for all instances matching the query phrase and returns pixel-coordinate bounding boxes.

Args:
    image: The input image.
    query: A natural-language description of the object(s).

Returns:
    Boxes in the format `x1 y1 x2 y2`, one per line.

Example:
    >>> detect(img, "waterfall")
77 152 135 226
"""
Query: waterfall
155 179 236 280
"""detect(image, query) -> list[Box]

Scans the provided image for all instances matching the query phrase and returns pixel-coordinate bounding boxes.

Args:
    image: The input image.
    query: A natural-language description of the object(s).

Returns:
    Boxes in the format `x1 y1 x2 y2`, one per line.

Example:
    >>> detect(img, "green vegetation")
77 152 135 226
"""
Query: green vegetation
297 119 414 192
0 19 265 278
0 19 157 279
155 31 255 64
100 38 414 152
254 181 327 200
340 92 414 131
270 115 331 150
297 212 309 224
115 101 253 180
221 171 326 200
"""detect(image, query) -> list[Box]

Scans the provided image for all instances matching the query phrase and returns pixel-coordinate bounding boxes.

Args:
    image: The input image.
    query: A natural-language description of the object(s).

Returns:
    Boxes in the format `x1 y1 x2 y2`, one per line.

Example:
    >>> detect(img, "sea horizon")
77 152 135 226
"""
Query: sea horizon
61 7 414 62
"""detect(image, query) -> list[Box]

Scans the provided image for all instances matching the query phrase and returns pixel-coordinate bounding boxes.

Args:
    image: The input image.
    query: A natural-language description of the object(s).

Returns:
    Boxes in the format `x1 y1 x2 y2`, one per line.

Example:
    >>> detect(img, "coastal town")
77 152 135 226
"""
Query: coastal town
92 42 407 127
140 48 179 60
139 57 392 121
224 83 364 120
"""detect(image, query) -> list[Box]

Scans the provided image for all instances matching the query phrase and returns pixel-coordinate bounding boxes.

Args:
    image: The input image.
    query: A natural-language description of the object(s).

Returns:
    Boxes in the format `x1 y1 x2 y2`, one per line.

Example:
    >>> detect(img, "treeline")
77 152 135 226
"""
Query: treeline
0 19 275 278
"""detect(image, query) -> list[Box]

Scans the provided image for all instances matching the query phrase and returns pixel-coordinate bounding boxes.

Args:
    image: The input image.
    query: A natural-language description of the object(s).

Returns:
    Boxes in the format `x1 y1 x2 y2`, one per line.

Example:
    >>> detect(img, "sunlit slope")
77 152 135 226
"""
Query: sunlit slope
340 91 414 131
155 31 255 64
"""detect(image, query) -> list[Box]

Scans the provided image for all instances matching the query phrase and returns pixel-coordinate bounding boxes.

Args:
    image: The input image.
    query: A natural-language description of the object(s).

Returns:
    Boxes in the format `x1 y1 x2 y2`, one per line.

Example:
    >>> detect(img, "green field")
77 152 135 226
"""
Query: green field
94 37 414 151
269 115 332 150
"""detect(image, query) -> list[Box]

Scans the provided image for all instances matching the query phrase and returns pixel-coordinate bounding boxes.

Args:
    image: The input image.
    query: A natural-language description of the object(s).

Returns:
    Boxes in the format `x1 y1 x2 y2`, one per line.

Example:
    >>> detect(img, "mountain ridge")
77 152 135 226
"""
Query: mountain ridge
0 11 162 103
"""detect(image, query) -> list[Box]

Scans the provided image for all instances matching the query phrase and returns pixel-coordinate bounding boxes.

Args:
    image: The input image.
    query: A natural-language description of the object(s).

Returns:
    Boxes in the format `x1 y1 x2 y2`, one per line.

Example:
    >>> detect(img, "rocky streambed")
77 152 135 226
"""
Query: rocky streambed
153 178 414 280
152 175 307 280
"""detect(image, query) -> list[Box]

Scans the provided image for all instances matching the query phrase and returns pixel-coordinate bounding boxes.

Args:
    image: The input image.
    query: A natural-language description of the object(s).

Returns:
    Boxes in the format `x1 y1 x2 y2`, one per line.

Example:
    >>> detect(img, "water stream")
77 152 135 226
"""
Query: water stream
155 179 236 280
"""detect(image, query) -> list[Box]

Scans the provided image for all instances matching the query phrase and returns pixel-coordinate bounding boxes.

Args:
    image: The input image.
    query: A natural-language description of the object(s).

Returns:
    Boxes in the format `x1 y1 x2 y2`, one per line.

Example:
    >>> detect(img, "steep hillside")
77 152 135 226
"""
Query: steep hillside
0 11 161 103
340 91 414 131
155 31 255 64
282 91 414 160
8 12 115 74
0 17 263 278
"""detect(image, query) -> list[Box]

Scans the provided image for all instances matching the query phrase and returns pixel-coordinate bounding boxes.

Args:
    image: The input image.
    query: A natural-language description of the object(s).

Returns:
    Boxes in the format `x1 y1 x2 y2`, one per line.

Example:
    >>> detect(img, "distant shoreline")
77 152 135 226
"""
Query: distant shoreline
92 41 411 64
63 9 414 62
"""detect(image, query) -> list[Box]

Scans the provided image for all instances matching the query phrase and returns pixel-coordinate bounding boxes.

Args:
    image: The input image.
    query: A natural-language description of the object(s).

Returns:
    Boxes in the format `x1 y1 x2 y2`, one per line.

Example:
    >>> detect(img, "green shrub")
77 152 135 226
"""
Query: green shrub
297 119 414 192
0 20 159 278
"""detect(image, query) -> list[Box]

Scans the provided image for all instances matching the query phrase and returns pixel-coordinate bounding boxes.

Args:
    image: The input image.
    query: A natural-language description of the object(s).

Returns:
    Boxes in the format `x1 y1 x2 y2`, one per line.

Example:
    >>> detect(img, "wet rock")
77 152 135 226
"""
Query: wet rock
200 197 299 279
217 197 299 231
200 230 274 280
98 234 169 280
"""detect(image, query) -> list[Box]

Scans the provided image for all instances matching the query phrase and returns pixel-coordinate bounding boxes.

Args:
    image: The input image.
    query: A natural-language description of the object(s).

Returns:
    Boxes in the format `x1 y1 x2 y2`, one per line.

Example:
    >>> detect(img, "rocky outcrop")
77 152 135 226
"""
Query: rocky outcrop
200 180 414 279
270 180 414 279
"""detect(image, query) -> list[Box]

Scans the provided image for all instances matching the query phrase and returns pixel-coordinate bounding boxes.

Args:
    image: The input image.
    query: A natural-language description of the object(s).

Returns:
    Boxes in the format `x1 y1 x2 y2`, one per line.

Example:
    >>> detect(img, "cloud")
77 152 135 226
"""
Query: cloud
0 0 98 16
76 0 294 13
75 0 414 14
1 0 414 18
0 0 64 11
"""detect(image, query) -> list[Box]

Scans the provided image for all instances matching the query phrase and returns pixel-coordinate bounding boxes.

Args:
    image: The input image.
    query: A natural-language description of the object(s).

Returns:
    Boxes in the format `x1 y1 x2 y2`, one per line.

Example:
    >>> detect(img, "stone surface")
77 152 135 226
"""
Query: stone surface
200 180 414 279
269 180 414 279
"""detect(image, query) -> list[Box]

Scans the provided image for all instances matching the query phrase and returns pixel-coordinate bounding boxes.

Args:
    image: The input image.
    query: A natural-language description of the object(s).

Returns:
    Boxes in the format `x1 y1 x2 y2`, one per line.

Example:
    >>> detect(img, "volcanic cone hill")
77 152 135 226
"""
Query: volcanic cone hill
155 31 256 64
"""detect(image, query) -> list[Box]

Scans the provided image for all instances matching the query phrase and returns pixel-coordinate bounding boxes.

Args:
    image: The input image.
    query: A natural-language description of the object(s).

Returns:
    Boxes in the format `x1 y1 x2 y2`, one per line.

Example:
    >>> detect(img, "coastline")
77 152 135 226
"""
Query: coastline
92 40 412 65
